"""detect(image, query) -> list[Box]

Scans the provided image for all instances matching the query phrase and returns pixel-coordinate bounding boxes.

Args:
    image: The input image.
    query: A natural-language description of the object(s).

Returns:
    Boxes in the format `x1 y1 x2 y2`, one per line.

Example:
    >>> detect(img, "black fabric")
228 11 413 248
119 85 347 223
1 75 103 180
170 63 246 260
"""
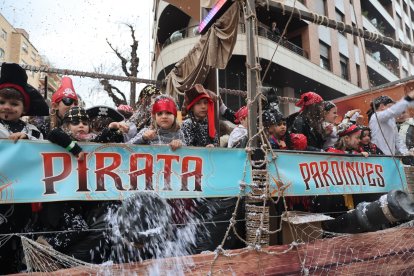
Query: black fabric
291 113 324 151
86 106 124 122
406 125 414 149
48 128 82 156
93 128 124 143
181 114 218 147
222 108 236 124
0 119 26 133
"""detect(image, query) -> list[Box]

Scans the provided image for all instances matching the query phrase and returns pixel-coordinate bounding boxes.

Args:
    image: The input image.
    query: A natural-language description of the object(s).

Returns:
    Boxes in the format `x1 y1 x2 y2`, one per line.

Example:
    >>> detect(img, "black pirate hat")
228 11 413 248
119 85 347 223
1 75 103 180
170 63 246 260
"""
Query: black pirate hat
63 106 89 124
0 63 49 116
86 106 125 122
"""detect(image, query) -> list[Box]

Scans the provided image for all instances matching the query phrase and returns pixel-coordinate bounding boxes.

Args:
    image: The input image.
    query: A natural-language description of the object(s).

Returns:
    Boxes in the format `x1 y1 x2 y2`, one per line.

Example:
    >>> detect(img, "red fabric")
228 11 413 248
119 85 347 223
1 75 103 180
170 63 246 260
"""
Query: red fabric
117 104 133 113
290 133 307 150
338 124 360 137
234 106 248 124
186 93 216 139
295 92 323 112
52 77 78 103
152 98 177 116
0 83 30 113
31 202 42 212
326 147 346 154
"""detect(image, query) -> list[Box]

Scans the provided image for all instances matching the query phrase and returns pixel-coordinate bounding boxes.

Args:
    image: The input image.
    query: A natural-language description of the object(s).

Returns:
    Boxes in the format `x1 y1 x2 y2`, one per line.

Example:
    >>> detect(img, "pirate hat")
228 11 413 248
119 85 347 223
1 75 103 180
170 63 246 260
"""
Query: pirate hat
51 77 78 104
86 106 125 122
63 106 89 124
0 63 49 116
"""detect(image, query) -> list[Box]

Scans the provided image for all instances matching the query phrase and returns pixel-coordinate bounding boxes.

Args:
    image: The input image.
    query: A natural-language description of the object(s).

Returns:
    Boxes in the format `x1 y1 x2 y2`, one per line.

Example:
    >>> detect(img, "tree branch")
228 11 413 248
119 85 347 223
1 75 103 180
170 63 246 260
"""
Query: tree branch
106 38 131 77
100 79 127 106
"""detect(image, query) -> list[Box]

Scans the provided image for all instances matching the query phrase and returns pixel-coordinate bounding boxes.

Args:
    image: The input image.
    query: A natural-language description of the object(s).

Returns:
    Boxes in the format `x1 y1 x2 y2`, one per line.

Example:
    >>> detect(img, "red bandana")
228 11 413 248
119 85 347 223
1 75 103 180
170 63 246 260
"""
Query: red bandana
339 124 360 137
234 106 248 124
295 92 323 112
152 97 177 116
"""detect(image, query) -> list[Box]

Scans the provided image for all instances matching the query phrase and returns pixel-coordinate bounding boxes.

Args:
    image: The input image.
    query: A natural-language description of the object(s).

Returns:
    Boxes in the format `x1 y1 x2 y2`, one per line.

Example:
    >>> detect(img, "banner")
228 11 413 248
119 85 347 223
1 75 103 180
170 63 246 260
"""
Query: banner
269 151 407 196
0 140 408 203
0 140 248 203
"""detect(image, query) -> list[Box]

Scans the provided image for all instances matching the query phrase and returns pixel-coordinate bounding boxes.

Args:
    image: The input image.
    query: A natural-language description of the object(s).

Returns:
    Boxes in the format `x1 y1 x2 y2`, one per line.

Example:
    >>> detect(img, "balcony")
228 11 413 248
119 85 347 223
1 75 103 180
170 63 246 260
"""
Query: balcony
162 23 308 59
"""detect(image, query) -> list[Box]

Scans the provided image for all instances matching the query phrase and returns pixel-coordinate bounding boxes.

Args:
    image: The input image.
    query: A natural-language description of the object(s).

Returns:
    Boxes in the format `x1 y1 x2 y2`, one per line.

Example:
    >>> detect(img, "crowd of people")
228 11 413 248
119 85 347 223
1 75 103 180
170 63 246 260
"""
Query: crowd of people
2 62 414 271
3 62 414 157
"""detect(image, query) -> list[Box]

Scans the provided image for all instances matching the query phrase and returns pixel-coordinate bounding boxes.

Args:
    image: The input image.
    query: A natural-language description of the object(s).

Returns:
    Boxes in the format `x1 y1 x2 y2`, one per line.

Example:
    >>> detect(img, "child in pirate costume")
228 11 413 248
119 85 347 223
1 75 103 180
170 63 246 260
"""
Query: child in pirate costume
0 63 50 273
128 95 185 150
228 106 248 148
38 77 79 137
326 122 369 157
181 84 218 147
48 106 124 159
0 63 49 140
86 105 125 133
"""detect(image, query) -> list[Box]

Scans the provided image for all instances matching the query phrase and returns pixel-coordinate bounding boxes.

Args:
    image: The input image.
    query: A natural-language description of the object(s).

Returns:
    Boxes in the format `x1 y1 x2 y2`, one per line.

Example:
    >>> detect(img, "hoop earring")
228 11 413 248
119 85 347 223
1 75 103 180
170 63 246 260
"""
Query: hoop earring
50 109 57 116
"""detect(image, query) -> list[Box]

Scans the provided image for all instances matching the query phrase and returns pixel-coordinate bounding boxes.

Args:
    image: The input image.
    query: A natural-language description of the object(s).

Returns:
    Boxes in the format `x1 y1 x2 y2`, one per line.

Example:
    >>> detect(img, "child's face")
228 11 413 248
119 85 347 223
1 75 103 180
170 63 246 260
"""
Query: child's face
345 131 361 149
325 107 338 124
0 96 24 122
360 130 371 145
273 121 287 138
192 98 209 120
53 98 78 118
155 111 175 129
68 120 90 136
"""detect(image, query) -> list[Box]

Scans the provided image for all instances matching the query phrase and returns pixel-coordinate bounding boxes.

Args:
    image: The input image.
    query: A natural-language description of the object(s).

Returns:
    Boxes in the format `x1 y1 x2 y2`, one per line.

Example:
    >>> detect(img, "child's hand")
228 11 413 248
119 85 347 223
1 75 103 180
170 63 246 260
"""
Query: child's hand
361 151 369 158
109 122 119 129
278 140 286 148
143 130 156 141
117 122 130 133
8 132 27 142
206 144 215 148
169 139 182 151
77 152 86 161
324 124 333 135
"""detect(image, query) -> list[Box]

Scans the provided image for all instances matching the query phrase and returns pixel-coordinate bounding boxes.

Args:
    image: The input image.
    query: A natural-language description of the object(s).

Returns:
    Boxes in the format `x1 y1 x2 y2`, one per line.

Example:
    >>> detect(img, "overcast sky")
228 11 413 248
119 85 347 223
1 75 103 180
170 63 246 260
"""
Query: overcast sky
0 0 153 107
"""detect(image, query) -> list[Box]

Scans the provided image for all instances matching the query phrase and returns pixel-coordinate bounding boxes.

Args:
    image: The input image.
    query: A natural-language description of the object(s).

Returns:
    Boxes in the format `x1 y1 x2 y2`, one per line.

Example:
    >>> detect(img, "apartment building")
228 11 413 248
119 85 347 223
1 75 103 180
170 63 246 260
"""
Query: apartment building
0 13 60 94
151 0 414 114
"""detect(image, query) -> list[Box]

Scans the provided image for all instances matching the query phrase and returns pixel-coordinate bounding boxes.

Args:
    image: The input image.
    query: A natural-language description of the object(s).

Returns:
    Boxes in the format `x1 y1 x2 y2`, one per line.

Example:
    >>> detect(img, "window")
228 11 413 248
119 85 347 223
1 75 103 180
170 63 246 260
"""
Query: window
335 9 344 23
0 48 4 60
31 51 37 61
397 14 403 30
319 41 331 70
315 0 327 16
356 64 361 87
403 68 409 78
22 42 28 53
340 54 349 80
0 29 6 40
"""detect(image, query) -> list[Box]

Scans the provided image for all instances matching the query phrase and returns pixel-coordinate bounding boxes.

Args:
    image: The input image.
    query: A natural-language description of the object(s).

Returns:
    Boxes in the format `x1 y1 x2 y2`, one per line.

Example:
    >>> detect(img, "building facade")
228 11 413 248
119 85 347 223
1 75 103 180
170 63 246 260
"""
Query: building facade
0 13 60 96
151 0 414 114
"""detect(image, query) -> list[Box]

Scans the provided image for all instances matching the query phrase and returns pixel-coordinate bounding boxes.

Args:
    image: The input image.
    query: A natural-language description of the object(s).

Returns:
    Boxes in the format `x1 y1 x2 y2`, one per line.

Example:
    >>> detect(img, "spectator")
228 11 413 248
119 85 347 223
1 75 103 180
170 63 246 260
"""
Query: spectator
367 93 414 155
397 109 414 150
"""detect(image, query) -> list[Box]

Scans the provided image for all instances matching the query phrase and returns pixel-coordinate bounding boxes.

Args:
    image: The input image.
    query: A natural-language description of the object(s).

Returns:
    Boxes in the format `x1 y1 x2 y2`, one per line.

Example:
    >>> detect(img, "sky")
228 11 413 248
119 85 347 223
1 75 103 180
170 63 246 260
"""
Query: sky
0 0 153 107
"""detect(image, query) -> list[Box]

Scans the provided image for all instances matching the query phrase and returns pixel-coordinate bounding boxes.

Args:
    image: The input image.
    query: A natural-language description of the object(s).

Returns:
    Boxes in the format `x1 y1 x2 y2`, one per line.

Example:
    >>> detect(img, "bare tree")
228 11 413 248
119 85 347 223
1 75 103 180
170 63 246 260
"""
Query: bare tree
99 79 127 106
104 23 140 109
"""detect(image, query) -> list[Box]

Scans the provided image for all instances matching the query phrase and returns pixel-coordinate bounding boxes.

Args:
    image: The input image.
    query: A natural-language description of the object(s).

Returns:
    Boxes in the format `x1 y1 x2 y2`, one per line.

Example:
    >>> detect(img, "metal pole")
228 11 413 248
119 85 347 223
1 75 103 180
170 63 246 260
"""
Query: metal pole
44 75 48 99
246 0 259 147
